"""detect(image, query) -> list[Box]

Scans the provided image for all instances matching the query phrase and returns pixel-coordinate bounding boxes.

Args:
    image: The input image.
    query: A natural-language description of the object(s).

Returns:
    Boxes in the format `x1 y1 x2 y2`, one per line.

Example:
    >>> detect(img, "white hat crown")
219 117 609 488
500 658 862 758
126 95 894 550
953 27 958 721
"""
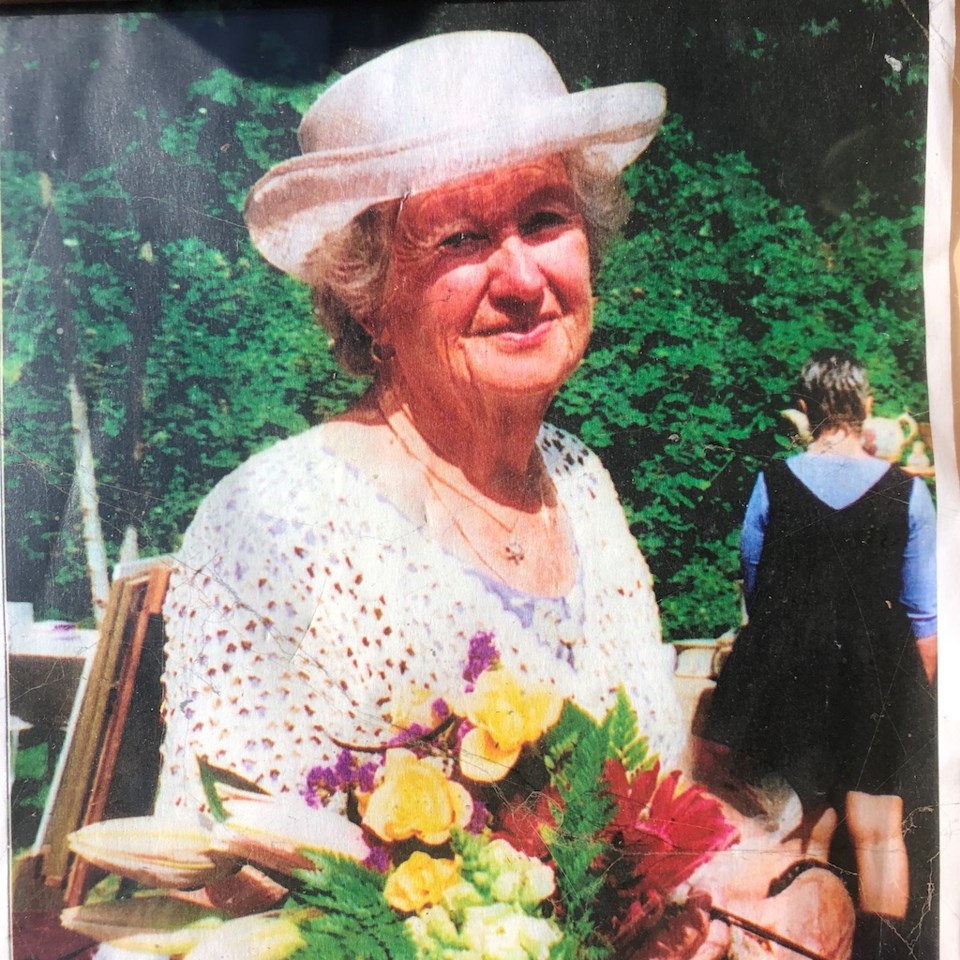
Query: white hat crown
299 33 566 154
246 31 666 280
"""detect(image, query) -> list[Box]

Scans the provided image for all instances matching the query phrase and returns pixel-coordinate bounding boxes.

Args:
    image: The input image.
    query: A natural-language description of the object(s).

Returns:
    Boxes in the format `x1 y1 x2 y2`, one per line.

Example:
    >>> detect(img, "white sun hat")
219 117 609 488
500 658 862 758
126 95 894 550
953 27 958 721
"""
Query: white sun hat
245 30 666 281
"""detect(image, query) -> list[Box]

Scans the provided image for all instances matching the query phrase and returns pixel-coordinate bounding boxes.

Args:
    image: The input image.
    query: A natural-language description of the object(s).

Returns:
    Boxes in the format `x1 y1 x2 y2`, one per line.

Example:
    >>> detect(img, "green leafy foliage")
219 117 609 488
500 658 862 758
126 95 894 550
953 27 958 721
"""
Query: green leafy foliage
11 742 50 851
538 691 665 959
800 18 840 37
733 26 777 61
159 63 331 214
3 54 361 617
541 703 615 959
289 851 417 960
600 688 650 774
2 152 134 605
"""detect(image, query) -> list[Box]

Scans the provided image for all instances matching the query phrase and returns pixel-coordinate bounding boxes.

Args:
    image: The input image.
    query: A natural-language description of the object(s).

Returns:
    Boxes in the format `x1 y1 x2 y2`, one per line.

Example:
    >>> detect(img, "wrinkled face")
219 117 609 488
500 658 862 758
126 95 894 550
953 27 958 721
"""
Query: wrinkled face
376 156 592 412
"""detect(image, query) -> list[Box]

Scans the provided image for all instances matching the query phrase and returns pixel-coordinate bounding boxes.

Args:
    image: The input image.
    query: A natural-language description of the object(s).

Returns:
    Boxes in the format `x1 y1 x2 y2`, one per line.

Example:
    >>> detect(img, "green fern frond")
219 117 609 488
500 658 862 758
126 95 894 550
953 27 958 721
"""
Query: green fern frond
542 701 598 781
601 688 652 773
289 851 416 960
542 704 617 958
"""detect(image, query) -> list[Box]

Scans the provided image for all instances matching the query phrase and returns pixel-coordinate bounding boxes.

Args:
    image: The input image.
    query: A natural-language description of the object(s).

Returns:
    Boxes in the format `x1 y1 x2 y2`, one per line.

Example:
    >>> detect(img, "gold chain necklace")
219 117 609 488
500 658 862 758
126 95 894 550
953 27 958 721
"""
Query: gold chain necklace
422 474 531 578
377 391 548 565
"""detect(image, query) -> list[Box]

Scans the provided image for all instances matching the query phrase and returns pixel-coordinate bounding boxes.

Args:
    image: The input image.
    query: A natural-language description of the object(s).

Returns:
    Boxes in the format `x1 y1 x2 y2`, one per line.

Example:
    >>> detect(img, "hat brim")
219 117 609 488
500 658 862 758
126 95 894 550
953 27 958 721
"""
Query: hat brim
245 82 665 281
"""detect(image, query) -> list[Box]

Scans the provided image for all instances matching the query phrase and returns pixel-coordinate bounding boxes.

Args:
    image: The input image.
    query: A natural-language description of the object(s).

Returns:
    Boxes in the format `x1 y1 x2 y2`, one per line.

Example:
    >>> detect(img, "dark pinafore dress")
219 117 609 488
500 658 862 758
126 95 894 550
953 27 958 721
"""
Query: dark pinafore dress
705 459 934 809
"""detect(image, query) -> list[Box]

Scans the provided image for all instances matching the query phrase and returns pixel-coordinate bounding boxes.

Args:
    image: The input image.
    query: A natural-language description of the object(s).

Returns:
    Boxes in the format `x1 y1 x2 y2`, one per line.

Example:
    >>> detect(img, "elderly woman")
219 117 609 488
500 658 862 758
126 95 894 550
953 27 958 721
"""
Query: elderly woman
157 31 683 815
154 32 851 960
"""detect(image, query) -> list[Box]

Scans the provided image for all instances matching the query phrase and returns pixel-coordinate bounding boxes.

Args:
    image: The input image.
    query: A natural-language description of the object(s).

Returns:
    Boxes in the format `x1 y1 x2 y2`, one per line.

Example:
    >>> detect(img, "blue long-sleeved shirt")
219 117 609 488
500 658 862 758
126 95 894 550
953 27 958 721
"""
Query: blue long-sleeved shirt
741 453 937 638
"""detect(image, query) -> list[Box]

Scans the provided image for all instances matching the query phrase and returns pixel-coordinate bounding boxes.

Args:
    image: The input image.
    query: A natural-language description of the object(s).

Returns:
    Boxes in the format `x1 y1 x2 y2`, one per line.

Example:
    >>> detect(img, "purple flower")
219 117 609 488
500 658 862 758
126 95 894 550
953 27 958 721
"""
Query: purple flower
302 749 383 806
334 749 356 782
363 845 391 874
357 761 379 794
302 766 337 808
466 798 490 835
462 631 499 689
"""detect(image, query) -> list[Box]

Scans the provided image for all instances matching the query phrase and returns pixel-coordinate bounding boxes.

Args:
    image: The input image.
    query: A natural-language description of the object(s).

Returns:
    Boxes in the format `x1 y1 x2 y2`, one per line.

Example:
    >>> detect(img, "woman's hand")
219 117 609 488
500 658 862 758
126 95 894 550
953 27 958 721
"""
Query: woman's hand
916 634 937 685
628 894 729 960
723 868 855 960
689 918 732 960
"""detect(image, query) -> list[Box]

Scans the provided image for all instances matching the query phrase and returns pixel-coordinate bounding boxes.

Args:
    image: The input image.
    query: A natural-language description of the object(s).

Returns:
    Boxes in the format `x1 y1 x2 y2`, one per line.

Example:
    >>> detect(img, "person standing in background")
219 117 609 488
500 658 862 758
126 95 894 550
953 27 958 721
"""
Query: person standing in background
704 349 937 928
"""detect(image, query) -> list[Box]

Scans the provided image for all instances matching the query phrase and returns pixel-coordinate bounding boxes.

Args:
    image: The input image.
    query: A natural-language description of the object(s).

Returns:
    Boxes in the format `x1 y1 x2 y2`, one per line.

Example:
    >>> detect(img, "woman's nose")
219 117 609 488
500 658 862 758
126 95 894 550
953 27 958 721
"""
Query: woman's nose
488 236 545 308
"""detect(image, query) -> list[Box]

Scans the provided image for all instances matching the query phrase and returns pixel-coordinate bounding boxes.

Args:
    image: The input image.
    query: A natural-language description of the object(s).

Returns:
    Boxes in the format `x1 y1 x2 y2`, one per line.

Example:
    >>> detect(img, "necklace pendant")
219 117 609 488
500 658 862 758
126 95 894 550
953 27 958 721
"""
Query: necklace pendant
504 541 525 564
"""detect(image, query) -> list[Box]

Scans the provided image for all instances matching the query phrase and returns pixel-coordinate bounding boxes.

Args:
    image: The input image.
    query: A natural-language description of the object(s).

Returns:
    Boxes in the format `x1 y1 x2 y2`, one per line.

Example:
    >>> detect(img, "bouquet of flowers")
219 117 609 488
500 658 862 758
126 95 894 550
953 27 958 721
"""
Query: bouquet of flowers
62 632 737 960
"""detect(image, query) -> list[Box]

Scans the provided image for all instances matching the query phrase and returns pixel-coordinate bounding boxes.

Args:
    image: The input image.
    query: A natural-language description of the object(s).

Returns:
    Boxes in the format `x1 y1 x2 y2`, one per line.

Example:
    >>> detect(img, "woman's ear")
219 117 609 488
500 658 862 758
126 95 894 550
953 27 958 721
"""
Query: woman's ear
865 395 874 417
358 308 388 346
798 399 808 415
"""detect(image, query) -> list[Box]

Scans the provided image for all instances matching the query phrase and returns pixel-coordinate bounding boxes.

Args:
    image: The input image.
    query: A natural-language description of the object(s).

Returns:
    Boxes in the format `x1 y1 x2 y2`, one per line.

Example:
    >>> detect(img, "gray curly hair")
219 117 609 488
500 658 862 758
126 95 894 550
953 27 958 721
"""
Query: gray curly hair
303 153 630 376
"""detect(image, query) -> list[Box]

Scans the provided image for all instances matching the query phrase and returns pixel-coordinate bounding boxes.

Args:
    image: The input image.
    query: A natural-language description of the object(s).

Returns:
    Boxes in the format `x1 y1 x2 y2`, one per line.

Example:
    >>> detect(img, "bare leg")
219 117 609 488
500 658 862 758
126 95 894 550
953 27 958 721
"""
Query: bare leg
783 803 837 860
845 790 908 918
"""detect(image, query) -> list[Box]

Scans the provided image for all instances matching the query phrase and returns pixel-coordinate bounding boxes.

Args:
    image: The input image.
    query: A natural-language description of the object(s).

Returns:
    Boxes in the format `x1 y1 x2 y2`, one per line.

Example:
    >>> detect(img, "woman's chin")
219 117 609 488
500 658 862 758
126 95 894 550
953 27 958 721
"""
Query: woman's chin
467 366 576 403
460 334 585 401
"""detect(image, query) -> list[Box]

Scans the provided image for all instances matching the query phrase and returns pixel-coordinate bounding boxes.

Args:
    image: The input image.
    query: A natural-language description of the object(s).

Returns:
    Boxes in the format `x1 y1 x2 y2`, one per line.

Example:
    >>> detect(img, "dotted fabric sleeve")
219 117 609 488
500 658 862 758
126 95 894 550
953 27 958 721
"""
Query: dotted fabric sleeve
155 422 685 816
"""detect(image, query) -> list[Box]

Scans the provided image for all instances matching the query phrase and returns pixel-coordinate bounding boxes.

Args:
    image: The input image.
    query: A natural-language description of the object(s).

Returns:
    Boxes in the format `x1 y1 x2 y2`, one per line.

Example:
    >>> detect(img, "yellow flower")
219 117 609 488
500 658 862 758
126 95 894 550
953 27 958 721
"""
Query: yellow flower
66 815 235 890
362 749 473 845
388 686 447 733
459 671 563 782
384 852 461 913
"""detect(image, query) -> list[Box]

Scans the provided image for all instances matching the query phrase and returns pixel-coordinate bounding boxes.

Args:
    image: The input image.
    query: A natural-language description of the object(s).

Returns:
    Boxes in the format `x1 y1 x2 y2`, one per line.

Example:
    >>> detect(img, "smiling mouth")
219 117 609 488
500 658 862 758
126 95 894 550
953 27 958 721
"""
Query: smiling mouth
476 317 555 338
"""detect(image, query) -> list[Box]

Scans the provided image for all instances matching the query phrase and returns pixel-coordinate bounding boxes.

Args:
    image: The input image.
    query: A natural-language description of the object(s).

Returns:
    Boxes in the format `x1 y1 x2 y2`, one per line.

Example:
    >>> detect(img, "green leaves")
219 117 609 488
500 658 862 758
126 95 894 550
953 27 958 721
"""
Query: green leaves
290 852 417 960
601 688 650 774
537 692 653 959
159 51 332 215
540 704 614 958
801 18 841 37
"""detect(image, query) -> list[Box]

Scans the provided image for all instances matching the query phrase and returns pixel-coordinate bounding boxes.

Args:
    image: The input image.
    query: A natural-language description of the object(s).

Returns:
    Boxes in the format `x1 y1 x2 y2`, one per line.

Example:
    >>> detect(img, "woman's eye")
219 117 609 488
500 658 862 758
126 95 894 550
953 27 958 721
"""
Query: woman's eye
520 210 569 236
439 230 486 250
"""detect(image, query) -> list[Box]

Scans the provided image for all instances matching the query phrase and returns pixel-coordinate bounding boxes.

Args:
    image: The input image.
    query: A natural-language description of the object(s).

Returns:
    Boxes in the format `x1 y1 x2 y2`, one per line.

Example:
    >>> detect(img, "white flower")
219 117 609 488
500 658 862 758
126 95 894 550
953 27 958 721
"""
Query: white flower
60 897 224 953
66 814 234 890
441 879 485 912
406 904 462 951
461 904 562 960
183 913 304 960
479 839 555 907
213 786 368 875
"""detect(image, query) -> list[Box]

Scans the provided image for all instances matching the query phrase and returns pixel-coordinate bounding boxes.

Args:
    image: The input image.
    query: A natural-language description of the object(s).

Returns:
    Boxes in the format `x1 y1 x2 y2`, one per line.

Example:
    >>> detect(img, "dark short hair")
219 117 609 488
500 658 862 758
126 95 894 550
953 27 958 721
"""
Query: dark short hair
797 349 870 436
303 152 629 377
